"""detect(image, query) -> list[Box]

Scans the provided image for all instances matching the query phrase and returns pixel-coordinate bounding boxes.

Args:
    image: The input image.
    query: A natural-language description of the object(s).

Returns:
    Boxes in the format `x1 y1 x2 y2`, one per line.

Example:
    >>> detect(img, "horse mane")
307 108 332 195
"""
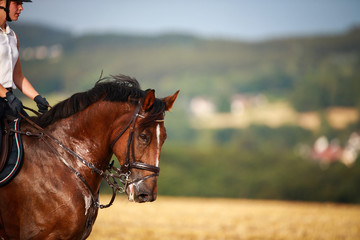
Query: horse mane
33 75 166 128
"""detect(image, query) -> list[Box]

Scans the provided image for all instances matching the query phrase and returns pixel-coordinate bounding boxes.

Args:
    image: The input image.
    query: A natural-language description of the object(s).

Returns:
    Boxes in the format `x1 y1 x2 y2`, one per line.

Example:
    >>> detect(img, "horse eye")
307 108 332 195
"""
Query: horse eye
139 133 149 143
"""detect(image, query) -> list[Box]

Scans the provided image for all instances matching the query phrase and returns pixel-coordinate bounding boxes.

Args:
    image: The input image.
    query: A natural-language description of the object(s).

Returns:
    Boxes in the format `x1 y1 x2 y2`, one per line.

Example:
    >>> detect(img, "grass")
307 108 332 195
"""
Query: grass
88 195 360 240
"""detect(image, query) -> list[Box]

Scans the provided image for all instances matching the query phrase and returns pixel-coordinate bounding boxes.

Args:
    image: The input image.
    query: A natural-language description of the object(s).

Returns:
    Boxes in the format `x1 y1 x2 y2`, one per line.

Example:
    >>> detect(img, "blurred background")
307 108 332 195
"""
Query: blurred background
14 0 360 203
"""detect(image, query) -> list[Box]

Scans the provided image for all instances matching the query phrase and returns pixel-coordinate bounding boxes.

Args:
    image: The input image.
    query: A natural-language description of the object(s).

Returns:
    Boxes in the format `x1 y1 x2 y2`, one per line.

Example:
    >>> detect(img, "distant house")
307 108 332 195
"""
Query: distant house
230 93 267 115
341 132 360 166
310 132 360 167
311 136 342 163
21 44 63 61
190 97 216 117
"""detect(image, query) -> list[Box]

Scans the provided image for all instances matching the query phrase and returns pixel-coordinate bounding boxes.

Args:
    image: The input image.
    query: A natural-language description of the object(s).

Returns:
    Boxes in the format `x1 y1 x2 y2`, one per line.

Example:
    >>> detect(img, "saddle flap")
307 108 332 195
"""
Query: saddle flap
0 121 11 172
0 118 24 187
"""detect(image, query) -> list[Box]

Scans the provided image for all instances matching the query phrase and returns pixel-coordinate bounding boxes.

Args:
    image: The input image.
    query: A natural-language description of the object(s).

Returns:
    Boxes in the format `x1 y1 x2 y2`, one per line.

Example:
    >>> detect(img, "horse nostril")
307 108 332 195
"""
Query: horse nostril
138 193 149 202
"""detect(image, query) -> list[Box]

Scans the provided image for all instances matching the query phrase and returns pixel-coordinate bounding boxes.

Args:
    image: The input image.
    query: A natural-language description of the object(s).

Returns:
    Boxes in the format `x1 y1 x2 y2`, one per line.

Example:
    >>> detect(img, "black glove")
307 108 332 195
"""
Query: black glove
5 92 24 116
34 95 49 113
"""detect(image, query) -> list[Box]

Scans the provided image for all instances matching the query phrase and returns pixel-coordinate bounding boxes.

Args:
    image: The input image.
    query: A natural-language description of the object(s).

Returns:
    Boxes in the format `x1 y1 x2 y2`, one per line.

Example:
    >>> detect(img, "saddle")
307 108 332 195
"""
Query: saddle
0 117 24 187
0 120 12 173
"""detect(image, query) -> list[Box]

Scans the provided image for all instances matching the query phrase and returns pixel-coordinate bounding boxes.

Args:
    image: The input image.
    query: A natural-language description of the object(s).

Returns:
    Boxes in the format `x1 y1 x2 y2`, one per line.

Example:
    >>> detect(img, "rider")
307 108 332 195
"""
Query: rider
1 0 49 149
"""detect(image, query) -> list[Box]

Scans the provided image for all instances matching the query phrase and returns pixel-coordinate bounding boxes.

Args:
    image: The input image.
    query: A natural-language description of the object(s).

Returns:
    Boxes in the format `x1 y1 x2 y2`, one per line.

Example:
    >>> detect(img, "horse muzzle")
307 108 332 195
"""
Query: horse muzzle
127 181 157 203
123 162 159 203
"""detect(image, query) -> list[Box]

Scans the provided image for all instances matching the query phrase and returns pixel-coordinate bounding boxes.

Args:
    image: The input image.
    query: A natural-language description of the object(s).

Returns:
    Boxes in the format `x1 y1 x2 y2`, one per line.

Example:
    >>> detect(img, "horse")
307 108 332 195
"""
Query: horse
0 75 179 240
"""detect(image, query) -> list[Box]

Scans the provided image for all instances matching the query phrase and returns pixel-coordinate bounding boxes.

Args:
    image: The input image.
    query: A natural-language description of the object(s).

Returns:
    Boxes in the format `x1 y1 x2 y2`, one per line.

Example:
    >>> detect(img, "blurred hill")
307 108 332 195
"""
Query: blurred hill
11 23 360 111
12 23 360 203
11 23 72 47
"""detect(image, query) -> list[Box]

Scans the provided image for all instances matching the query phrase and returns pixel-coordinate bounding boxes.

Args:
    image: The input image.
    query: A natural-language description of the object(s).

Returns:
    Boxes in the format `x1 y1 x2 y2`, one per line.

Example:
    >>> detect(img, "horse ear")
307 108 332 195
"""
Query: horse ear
142 89 155 111
163 90 180 111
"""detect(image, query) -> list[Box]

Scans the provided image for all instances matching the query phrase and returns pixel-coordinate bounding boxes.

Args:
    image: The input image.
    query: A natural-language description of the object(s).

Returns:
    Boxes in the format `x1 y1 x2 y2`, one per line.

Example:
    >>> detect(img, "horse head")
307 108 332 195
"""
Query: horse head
111 87 179 203
31 75 179 204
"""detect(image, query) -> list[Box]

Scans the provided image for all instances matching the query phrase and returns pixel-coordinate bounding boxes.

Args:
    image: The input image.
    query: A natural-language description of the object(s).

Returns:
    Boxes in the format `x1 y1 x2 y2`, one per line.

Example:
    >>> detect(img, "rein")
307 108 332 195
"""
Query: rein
14 102 160 209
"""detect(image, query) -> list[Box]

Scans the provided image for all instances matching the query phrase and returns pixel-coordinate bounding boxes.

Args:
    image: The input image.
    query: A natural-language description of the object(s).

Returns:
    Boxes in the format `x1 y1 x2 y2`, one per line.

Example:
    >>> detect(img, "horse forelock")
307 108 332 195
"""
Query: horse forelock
32 75 166 128
139 98 167 128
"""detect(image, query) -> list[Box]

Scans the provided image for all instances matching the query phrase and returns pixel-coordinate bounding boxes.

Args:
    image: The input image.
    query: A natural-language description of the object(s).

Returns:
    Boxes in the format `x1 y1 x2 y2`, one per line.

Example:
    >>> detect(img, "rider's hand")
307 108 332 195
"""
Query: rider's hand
34 95 49 113
5 92 24 116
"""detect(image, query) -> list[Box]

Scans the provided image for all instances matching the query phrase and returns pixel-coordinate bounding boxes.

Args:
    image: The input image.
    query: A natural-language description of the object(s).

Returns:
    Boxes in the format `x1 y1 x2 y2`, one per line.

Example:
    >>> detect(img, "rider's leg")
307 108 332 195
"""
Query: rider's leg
0 117 3 152
0 100 5 150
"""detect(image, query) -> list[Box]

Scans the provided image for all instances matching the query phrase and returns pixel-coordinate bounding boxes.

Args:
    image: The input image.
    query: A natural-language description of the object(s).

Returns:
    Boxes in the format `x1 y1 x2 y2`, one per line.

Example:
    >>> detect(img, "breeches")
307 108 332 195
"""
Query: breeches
0 100 4 151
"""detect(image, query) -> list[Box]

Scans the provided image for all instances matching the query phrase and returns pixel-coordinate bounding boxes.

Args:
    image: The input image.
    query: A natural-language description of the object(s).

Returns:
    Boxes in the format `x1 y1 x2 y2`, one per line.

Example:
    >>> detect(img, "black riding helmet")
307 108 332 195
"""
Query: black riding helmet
0 0 32 22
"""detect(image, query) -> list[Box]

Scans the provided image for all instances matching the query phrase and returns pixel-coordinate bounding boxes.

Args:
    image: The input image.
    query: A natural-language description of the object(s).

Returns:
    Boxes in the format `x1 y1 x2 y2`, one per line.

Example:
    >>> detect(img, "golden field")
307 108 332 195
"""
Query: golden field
88 195 360 240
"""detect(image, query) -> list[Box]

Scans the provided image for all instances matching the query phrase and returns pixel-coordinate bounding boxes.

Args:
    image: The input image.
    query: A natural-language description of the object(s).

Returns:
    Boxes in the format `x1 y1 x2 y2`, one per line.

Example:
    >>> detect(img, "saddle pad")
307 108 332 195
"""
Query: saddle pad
0 119 24 187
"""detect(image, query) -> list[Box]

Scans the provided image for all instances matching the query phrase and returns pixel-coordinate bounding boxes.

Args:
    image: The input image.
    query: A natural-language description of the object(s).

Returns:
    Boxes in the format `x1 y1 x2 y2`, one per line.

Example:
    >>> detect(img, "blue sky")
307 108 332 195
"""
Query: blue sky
19 0 360 40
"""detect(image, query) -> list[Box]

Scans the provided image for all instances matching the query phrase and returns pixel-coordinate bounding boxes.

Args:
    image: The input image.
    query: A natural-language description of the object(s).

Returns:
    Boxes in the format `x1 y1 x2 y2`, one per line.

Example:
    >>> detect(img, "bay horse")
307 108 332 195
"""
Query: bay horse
0 75 179 240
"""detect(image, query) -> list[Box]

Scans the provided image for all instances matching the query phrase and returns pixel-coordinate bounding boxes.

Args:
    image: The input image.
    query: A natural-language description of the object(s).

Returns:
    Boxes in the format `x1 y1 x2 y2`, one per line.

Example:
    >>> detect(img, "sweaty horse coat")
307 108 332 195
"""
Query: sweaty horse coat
0 75 179 240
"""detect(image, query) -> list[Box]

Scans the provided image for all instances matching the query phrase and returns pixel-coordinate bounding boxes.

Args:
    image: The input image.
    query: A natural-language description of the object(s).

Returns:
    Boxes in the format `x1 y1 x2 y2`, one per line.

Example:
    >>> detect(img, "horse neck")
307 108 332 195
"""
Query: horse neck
48 101 134 171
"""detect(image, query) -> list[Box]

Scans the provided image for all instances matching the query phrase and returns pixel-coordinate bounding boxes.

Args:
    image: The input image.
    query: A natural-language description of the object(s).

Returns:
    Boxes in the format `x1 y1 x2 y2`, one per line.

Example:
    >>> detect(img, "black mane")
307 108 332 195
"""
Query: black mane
33 75 166 128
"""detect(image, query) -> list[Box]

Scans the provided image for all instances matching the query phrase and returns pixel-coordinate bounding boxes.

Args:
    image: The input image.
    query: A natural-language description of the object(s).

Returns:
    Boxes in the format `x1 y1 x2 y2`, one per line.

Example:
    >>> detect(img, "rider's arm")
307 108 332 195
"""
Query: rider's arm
13 56 39 100
12 34 39 100
13 59 39 100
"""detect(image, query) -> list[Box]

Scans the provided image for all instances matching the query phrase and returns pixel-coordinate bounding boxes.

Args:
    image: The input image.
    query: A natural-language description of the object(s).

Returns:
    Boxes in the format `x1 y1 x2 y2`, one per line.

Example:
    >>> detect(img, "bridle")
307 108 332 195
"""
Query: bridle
109 101 161 184
105 101 161 199
16 100 162 209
